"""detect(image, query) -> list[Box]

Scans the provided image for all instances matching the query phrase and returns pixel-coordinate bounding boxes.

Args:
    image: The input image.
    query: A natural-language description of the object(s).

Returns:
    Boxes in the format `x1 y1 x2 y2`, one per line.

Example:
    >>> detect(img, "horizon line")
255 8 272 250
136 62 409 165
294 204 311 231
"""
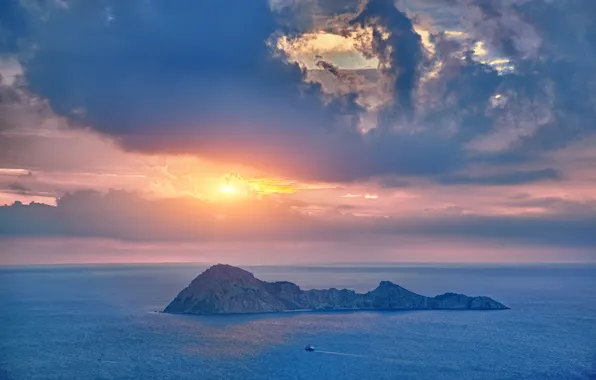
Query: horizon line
2 260 595 268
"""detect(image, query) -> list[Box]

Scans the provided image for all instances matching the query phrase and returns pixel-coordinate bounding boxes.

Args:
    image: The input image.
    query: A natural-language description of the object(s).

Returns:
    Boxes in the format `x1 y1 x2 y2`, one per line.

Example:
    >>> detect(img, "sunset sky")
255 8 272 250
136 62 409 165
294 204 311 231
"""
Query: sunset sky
1 0 595 265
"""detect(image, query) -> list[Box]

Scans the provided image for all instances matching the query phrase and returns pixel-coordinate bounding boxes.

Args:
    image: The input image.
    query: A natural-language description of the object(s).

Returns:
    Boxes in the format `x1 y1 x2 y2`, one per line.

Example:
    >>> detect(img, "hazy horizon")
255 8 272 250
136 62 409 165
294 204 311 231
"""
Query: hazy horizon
3 258 595 268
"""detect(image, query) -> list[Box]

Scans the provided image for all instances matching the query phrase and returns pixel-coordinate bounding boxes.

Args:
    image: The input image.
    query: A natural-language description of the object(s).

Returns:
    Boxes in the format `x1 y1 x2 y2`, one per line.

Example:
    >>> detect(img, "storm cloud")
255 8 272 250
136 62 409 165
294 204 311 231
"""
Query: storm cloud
1 0 591 183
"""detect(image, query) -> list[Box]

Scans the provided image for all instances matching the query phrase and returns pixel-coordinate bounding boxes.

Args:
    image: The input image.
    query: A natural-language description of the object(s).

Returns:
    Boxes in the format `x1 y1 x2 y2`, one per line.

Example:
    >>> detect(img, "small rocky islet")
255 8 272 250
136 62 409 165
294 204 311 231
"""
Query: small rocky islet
164 264 508 315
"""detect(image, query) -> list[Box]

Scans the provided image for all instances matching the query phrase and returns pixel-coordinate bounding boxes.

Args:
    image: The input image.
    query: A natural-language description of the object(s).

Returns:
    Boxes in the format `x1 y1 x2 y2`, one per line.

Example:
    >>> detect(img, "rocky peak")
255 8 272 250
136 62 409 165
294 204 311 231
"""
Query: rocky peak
202 264 255 281
186 264 259 292
373 280 410 293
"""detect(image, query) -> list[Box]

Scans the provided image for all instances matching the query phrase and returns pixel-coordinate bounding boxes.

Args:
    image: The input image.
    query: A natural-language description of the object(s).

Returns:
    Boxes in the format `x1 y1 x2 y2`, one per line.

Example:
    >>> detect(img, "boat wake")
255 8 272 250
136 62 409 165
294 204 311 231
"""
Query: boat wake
314 350 368 358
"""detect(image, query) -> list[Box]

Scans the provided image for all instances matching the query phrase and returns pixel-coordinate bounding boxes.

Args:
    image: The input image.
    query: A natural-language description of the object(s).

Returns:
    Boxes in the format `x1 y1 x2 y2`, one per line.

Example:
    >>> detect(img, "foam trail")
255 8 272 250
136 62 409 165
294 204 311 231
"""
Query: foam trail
314 349 401 363
315 350 368 358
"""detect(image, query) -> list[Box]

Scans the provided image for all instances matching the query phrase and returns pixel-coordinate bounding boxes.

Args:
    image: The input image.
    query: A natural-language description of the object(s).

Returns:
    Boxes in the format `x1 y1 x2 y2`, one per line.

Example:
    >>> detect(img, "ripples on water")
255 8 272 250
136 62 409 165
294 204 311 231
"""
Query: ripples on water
1 263 595 379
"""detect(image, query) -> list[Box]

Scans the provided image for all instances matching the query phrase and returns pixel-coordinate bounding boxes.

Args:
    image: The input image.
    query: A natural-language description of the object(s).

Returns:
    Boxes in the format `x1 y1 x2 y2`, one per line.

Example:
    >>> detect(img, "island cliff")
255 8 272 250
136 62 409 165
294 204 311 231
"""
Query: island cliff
164 264 508 315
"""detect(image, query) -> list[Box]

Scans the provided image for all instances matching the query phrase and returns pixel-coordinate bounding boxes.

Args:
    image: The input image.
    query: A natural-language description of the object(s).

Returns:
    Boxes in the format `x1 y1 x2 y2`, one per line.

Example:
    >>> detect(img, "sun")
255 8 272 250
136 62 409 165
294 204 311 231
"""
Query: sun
219 184 236 194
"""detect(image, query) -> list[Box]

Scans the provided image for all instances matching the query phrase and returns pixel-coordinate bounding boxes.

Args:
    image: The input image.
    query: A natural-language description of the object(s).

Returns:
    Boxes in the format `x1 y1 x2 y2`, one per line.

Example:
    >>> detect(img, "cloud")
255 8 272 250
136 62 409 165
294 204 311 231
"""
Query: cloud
5 182 33 195
351 0 423 111
10 0 366 182
0 73 156 202
0 189 333 241
455 0 596 151
0 66 254 203
0 56 22 85
0 0 460 182
1 0 595 187
403 214 596 249
438 168 562 186
409 0 596 157
1 189 595 251
508 196 596 217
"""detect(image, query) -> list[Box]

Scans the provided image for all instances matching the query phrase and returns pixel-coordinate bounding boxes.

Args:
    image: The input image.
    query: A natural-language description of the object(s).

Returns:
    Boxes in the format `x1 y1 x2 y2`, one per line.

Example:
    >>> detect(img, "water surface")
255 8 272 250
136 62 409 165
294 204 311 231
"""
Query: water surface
1 263 595 379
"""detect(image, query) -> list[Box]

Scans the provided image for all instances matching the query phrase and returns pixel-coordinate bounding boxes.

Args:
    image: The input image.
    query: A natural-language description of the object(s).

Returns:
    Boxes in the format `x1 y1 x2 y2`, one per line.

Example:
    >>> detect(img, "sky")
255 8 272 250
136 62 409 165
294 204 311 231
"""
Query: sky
0 0 595 265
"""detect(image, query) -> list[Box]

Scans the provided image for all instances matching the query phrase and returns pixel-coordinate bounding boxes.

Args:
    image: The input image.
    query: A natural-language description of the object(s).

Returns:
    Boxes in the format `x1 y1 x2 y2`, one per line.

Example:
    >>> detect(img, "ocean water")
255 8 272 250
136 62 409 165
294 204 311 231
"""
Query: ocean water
1 263 595 380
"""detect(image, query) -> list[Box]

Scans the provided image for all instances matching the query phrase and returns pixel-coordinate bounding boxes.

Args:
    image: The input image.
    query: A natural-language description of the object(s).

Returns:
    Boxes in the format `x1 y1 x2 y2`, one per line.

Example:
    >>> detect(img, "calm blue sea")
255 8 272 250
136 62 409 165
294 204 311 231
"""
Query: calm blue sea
1 263 595 380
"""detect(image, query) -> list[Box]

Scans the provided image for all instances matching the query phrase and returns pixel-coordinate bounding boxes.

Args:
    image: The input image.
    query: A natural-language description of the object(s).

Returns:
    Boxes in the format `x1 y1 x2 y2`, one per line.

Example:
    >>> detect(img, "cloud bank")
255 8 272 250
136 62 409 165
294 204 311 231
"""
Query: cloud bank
1 190 595 252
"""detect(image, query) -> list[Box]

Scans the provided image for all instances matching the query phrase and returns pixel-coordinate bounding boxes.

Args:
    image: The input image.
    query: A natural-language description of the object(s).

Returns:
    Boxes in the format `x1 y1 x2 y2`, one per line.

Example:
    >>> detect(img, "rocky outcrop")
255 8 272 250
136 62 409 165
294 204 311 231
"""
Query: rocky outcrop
164 264 508 315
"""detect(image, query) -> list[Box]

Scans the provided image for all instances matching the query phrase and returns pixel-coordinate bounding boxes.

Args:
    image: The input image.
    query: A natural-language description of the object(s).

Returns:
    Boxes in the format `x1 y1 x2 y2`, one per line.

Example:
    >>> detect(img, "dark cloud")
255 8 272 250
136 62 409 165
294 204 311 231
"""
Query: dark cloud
0 190 333 241
314 56 342 78
1 189 595 250
371 176 411 188
438 168 561 186
351 0 423 112
402 214 596 249
0 178 56 198
421 50 502 143
1 0 594 184
7 0 351 180
6 182 32 195
461 0 596 150
3 0 466 183
317 0 363 16
399 0 596 169
0 2 406 181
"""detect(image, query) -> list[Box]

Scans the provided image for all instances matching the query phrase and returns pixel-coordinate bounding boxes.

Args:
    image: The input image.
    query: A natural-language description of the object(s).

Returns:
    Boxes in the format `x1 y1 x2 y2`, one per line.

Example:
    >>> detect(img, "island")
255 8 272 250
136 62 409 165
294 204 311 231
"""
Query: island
164 264 508 315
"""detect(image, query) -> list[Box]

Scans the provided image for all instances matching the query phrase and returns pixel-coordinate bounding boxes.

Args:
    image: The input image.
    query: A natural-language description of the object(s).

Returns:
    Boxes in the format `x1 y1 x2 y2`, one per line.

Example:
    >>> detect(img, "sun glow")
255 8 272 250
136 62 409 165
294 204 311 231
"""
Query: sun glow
219 184 236 194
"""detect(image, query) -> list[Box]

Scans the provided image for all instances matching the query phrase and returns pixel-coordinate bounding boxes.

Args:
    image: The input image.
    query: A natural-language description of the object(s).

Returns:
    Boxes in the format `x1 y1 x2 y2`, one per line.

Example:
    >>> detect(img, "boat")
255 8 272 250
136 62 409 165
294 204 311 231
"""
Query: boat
305 345 315 352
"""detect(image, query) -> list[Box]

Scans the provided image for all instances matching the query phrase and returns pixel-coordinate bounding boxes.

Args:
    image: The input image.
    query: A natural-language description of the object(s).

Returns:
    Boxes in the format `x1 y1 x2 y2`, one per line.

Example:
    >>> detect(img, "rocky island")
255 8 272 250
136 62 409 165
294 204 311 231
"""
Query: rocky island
164 264 508 315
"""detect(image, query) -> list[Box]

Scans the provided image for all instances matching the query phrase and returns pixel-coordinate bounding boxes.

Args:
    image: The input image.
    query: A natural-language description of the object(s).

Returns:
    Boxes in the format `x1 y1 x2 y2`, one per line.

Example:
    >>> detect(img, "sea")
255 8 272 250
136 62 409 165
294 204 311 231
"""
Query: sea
1 263 595 380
